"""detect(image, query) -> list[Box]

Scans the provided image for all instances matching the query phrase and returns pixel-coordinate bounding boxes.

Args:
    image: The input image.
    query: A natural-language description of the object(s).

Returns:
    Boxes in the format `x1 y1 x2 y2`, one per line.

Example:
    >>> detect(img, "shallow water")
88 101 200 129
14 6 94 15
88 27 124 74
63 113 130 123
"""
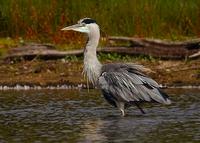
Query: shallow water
0 89 199 143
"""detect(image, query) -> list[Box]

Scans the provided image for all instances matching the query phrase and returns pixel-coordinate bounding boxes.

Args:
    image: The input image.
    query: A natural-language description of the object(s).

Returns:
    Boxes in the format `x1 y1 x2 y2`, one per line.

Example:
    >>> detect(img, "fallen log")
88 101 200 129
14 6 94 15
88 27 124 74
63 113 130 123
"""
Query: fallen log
4 46 196 60
4 37 200 60
108 36 200 59
189 51 200 59
108 36 200 49
4 45 84 60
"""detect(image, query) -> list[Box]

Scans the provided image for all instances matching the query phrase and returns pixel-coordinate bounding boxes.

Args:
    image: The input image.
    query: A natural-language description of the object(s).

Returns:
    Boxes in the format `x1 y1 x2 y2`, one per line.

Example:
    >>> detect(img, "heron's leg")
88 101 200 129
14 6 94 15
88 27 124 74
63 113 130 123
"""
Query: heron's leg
120 109 125 116
116 102 125 116
134 102 146 114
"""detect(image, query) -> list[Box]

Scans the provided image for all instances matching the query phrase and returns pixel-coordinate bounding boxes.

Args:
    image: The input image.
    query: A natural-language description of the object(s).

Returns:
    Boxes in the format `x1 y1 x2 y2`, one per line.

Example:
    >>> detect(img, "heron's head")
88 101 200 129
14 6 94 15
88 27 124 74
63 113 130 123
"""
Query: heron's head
61 18 99 34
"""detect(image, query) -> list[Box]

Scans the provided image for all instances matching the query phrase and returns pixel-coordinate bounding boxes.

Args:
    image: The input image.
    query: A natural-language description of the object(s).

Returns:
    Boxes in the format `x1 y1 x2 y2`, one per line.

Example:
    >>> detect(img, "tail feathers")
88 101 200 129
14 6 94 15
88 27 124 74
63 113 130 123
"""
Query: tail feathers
158 89 171 105
163 98 172 105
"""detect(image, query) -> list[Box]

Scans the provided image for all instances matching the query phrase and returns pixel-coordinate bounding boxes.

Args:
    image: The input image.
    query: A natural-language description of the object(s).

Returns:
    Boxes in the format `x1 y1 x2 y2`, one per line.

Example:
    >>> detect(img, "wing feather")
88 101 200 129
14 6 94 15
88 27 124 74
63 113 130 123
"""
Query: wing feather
99 63 171 104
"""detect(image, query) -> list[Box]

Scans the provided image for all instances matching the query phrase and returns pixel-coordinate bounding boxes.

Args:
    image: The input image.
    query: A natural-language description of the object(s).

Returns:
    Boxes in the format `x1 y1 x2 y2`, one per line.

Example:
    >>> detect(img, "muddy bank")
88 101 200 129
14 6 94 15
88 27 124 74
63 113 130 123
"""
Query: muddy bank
0 59 199 89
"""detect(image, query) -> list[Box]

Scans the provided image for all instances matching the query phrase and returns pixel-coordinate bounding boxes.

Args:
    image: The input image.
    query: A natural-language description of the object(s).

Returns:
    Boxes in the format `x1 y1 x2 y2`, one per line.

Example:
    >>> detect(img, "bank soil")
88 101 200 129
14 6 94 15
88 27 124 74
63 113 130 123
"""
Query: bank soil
0 59 199 88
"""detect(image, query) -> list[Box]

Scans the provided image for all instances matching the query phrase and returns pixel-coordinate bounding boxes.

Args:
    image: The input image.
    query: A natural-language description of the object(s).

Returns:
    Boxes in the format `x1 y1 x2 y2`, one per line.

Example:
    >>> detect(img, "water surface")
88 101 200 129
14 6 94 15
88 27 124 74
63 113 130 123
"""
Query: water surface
0 89 199 142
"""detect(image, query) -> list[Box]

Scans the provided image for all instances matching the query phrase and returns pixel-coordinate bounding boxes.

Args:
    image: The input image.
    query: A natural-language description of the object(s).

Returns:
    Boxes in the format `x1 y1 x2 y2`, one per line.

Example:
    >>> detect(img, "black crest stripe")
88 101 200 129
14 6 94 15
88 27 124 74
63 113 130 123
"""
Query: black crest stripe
82 18 96 24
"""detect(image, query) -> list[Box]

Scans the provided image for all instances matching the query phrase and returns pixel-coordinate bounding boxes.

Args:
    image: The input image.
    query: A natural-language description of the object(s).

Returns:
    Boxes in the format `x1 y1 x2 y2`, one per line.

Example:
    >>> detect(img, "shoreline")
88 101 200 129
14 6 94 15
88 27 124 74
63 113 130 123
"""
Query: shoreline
0 84 199 90
0 58 199 90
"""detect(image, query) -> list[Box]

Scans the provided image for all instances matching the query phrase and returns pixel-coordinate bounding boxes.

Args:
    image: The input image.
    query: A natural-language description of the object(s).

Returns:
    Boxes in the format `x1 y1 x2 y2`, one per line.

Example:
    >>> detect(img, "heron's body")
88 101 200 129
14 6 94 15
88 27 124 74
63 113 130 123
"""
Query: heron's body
62 18 171 116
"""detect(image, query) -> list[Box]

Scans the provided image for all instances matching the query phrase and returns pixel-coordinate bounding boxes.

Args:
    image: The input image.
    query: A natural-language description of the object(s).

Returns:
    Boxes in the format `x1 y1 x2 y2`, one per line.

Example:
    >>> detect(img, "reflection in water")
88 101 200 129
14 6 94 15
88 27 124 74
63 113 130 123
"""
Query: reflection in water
79 119 107 142
0 89 199 142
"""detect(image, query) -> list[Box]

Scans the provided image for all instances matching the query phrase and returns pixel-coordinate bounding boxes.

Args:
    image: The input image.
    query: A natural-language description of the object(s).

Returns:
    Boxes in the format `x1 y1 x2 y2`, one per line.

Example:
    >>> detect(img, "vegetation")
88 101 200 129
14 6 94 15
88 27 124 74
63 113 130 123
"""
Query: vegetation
0 38 17 56
0 0 200 45
0 1 199 90
97 53 156 62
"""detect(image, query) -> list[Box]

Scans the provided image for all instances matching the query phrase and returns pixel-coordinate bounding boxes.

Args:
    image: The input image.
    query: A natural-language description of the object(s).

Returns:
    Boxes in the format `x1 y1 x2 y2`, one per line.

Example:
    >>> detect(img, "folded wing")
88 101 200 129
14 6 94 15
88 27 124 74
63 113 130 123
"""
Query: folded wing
98 63 171 105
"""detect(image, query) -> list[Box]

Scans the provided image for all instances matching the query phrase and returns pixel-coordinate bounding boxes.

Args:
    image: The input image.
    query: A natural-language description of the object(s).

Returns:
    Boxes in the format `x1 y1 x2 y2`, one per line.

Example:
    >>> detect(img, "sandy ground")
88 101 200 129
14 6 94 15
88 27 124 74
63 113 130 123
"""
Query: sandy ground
0 58 199 88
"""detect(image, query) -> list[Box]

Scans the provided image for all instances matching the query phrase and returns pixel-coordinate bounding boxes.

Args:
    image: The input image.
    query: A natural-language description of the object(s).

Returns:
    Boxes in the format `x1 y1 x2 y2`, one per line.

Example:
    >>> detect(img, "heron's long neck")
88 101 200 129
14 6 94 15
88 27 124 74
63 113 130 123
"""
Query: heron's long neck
83 30 102 85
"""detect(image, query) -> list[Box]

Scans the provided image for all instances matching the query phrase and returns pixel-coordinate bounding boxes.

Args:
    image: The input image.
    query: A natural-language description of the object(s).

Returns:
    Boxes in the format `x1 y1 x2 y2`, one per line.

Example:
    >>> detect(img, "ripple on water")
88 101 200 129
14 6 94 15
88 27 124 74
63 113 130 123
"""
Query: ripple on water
0 89 199 142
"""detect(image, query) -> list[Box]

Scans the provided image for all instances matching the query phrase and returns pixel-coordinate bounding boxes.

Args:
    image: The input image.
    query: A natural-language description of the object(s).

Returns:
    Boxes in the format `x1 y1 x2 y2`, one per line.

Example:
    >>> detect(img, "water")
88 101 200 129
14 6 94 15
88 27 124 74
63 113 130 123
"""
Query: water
0 89 199 143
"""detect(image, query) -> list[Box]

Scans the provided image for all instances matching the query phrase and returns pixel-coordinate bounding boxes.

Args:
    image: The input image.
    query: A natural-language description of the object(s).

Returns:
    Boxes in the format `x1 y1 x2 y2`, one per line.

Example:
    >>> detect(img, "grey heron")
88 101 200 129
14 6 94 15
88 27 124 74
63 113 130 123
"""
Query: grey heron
62 18 171 116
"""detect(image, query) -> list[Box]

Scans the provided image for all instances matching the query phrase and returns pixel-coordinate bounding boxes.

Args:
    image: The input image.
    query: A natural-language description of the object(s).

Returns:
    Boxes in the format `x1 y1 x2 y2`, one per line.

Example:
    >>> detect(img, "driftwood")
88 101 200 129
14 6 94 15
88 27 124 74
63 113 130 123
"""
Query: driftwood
108 36 200 48
108 36 200 59
189 51 200 58
4 43 83 60
4 37 200 60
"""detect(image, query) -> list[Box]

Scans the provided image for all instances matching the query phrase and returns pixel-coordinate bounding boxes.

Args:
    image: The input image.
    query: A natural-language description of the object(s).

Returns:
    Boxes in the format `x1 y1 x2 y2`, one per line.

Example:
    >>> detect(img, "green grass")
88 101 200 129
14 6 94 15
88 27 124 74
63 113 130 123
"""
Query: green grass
0 38 18 57
0 0 200 44
62 52 157 63
0 38 16 46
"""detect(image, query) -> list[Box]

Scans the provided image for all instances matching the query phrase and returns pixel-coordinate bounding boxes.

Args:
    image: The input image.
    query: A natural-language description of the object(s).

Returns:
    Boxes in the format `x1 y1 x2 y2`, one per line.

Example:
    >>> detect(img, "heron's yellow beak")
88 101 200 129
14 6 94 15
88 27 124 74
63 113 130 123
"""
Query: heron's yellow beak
61 23 89 33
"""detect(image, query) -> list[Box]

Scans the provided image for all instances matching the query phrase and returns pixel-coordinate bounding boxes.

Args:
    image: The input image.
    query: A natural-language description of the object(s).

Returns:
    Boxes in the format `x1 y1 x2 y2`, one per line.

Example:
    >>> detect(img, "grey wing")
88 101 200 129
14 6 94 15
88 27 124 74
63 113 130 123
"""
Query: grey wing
98 63 171 104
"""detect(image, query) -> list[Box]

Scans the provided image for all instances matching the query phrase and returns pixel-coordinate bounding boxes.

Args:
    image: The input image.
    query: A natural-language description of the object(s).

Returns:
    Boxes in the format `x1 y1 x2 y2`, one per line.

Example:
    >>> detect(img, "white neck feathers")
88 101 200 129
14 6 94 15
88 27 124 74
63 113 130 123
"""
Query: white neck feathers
83 24 102 85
